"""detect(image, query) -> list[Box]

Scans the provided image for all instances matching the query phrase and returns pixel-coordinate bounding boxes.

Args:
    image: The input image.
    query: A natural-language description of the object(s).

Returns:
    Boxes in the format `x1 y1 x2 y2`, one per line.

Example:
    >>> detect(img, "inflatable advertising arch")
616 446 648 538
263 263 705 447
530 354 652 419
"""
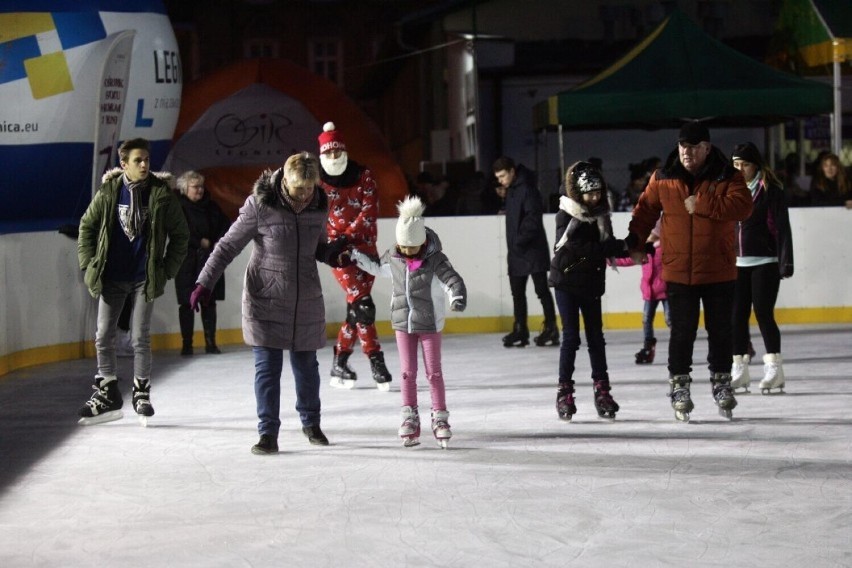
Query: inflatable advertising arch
0 0 182 233
164 58 408 220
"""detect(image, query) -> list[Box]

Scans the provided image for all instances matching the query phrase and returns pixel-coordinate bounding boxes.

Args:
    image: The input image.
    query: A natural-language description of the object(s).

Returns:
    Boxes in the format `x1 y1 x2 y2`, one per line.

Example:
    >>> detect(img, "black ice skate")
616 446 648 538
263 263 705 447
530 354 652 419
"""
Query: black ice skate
431 409 451 449
368 351 392 392
533 321 560 347
132 377 154 426
635 338 656 364
502 322 530 348
78 376 124 425
556 382 576 421
711 372 737 420
399 406 421 447
330 347 357 389
593 377 619 420
669 374 694 422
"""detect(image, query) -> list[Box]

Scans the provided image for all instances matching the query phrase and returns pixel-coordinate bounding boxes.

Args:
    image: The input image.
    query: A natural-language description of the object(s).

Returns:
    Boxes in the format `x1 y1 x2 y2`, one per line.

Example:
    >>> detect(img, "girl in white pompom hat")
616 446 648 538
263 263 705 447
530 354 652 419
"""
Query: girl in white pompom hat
350 195 467 448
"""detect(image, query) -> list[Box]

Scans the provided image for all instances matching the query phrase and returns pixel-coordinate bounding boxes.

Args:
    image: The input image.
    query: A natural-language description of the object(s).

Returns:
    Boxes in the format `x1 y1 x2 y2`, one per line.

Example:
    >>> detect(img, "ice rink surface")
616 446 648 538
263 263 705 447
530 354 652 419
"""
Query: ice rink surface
1 326 850 567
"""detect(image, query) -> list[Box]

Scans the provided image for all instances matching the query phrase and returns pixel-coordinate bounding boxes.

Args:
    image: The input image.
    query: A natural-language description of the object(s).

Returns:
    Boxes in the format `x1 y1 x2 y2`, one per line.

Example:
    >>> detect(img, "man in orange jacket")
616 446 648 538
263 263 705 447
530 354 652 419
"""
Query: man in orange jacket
626 121 752 422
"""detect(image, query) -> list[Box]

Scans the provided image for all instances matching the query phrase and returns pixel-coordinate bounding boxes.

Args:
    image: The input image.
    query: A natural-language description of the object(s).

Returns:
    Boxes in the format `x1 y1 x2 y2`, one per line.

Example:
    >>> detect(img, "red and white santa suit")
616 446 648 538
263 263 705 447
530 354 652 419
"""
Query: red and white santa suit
318 124 382 357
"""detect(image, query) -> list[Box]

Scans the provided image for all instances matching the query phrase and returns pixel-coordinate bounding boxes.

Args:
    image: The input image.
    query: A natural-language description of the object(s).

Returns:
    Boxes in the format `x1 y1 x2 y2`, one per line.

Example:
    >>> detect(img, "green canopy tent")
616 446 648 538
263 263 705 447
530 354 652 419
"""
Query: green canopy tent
772 0 852 154
533 10 833 131
532 9 833 179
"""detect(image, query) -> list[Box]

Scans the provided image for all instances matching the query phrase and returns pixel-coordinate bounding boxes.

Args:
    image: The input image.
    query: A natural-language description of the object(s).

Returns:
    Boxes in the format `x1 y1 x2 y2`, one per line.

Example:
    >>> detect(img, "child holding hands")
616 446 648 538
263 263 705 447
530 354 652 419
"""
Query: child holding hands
351 196 467 448
548 162 631 421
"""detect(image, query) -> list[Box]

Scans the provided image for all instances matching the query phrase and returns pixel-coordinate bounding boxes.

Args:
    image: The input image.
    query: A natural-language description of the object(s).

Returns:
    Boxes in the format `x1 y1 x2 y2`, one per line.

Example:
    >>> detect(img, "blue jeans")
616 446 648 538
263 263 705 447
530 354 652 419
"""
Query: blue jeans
96 279 154 378
642 299 671 343
253 347 322 437
555 289 608 383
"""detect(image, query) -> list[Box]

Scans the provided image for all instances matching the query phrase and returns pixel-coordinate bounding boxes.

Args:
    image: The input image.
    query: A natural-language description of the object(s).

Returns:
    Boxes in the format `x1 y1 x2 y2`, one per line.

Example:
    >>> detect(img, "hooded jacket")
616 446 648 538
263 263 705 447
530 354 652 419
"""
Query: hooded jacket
78 168 189 302
196 168 338 350
548 164 628 298
628 146 753 286
352 228 466 333
503 164 551 277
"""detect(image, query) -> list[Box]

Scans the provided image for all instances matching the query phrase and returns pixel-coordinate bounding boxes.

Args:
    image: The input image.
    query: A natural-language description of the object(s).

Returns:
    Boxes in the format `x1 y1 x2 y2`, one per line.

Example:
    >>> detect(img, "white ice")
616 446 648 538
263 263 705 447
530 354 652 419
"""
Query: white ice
0 326 850 567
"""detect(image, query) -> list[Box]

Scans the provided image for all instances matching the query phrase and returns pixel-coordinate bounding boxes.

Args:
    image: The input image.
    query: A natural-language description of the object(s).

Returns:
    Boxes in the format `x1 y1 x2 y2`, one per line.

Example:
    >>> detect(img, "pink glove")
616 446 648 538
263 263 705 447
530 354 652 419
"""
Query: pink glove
190 284 212 312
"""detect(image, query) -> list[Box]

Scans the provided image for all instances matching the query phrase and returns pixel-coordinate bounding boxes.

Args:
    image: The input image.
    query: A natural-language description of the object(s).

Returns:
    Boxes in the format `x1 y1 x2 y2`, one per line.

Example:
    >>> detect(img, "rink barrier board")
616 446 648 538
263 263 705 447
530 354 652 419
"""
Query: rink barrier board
3 307 851 379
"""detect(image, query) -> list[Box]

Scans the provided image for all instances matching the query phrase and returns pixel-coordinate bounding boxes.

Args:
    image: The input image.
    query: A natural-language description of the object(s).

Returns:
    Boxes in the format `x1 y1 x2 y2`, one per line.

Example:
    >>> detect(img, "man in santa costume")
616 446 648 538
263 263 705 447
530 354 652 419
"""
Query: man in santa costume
318 122 392 391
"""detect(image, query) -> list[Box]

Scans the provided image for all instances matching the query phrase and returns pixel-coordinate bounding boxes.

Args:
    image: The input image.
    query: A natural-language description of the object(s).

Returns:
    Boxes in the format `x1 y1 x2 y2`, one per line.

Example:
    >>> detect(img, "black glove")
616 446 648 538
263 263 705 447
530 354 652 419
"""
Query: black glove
644 242 656 256
624 232 639 250
323 237 351 267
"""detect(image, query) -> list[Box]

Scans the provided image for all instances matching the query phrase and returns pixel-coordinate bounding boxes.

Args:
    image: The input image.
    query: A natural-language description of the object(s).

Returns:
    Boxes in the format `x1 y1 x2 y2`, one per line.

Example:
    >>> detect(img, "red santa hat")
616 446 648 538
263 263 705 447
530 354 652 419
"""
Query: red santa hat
318 122 346 154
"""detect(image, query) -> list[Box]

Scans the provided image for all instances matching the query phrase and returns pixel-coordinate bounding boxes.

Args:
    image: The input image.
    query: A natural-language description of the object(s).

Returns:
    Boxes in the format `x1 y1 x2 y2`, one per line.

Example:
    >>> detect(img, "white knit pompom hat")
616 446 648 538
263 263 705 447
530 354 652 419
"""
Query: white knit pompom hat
395 195 427 246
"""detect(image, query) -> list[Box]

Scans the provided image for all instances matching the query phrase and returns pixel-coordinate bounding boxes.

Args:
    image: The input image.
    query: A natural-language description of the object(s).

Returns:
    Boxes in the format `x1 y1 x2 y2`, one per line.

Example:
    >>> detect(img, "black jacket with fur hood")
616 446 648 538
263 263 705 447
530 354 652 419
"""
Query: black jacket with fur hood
548 162 628 298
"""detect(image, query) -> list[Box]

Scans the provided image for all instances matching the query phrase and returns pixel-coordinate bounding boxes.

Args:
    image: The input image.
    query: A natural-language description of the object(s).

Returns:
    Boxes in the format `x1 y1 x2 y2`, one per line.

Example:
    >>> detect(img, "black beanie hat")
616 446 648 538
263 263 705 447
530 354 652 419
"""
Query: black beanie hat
731 142 764 168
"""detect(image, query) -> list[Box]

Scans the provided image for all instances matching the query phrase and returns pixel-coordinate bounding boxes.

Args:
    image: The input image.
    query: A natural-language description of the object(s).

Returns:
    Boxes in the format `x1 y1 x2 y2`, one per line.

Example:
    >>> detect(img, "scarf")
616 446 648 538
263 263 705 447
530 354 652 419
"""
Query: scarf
553 195 613 251
123 173 148 242
405 257 424 272
748 172 762 196
280 181 315 214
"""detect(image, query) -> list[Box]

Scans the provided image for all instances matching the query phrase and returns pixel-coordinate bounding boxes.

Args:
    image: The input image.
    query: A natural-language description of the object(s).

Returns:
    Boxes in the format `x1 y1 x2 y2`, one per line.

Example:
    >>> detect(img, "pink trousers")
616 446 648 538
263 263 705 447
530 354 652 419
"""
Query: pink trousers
395 330 446 411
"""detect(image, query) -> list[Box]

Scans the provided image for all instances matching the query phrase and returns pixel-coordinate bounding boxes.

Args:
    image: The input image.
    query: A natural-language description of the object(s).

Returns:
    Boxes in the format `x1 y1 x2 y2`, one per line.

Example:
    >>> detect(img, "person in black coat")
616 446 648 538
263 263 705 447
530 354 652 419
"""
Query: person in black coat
174 171 230 355
730 143 794 394
548 161 631 421
492 156 558 347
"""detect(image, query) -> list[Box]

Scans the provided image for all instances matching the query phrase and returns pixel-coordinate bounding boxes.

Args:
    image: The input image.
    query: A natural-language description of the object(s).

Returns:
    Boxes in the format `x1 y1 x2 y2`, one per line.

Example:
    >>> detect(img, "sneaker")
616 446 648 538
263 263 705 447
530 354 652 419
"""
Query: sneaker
78 376 124 425
132 377 155 417
251 434 279 455
302 425 329 446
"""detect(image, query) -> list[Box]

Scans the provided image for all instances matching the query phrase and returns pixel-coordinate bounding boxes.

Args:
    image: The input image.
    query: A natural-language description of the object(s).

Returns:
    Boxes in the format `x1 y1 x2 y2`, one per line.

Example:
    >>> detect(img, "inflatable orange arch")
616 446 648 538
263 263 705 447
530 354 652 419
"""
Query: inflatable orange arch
172 58 408 219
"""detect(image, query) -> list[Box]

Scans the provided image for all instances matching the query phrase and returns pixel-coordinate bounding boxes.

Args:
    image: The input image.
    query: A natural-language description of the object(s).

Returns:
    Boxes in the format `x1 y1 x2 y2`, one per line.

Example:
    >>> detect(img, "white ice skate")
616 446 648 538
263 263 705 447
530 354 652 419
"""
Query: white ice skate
399 406 420 447
759 353 785 394
431 409 452 449
329 376 356 389
731 354 751 393
376 381 390 392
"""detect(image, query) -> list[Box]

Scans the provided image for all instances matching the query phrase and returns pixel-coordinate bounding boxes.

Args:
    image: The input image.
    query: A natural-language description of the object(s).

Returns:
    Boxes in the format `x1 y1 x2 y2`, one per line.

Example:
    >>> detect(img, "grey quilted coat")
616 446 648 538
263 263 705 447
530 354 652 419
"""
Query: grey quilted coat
196 168 333 350
353 228 466 333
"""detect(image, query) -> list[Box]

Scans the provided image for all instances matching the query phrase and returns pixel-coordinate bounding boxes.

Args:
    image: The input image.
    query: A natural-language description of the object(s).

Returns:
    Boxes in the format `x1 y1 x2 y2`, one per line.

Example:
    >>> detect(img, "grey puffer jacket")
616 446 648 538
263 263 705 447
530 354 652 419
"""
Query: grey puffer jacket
353 228 466 333
196 168 334 350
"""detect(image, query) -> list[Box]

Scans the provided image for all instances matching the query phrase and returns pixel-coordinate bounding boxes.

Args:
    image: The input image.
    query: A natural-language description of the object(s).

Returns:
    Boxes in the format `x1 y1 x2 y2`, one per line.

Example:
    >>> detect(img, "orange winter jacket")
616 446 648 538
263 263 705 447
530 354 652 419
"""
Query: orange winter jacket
627 147 752 286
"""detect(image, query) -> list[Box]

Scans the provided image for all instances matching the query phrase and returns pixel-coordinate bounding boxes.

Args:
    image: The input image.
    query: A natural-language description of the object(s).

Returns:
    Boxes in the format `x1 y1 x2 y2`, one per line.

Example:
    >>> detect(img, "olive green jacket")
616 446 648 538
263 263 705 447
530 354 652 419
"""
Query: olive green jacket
78 168 189 301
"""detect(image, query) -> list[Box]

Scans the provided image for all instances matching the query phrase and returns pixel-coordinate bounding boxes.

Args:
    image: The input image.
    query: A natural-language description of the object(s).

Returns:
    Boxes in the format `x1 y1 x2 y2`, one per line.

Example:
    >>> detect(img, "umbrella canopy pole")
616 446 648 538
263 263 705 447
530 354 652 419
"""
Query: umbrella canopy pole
832 50 842 156
558 124 565 185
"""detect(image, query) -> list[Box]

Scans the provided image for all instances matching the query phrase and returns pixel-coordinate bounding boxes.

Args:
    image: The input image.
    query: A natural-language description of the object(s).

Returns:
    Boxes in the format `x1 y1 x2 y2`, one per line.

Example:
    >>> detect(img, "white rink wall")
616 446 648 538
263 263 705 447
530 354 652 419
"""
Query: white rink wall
2 208 851 363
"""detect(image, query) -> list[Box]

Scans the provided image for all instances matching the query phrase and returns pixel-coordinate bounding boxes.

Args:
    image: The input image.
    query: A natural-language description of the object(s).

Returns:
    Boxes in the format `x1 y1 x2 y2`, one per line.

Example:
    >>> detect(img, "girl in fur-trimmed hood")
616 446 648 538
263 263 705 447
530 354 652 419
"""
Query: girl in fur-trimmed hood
548 161 630 422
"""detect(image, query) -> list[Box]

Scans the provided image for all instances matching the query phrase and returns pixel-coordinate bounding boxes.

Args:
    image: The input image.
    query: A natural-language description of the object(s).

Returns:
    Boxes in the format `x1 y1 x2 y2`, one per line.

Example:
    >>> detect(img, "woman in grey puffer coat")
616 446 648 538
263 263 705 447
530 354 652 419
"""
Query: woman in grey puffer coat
191 152 349 455
352 196 466 448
